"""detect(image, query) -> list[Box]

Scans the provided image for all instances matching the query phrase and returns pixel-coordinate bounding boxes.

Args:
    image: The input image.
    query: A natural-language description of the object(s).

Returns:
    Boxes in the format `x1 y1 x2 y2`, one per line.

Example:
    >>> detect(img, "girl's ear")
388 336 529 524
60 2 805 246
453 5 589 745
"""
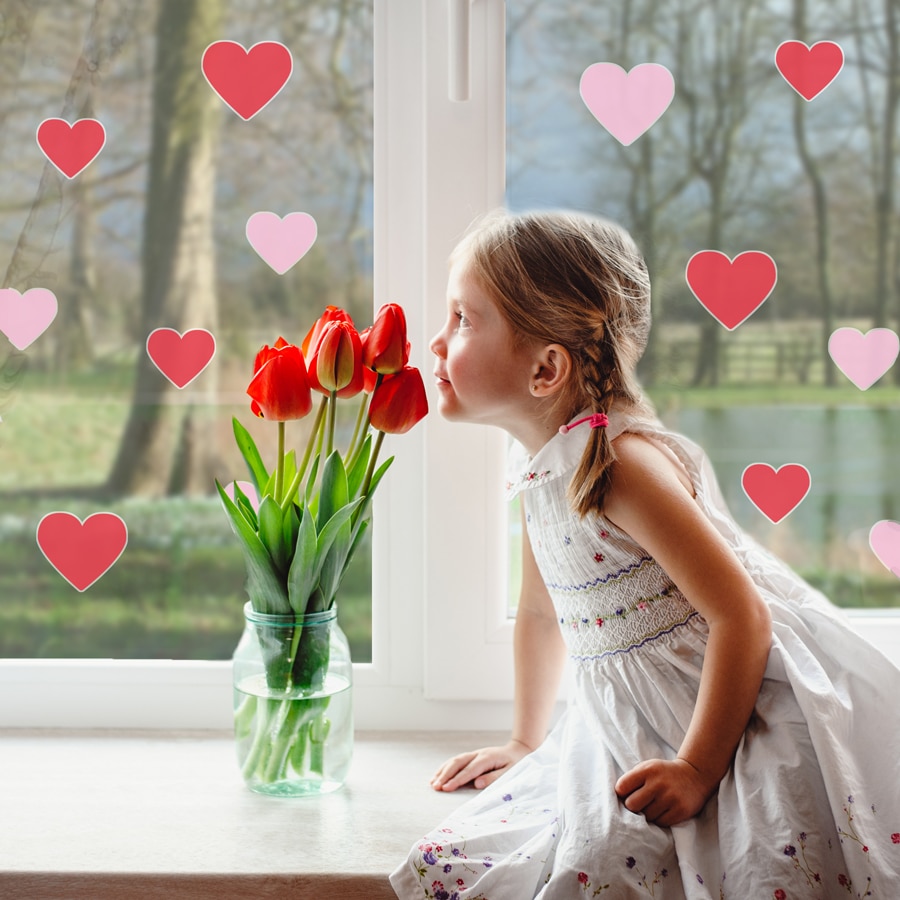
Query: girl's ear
531 344 572 397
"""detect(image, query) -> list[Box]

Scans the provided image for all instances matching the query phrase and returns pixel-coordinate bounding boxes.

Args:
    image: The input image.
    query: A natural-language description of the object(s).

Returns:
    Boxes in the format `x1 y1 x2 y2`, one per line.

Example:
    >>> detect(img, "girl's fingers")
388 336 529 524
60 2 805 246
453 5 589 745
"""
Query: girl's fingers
431 752 477 789
431 747 512 792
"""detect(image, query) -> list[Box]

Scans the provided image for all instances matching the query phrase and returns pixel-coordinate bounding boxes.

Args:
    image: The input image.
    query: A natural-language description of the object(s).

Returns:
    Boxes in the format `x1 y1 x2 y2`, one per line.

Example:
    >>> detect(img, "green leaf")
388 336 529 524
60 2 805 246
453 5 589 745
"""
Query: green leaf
287 507 319 616
318 451 349 532
282 502 300 559
257 495 286 574
216 480 290 615
287 499 365 616
232 418 269 494
367 455 394 497
230 481 258 531
352 455 394 529
342 518 369 580
282 450 298 494
305 454 321 508
310 499 365 613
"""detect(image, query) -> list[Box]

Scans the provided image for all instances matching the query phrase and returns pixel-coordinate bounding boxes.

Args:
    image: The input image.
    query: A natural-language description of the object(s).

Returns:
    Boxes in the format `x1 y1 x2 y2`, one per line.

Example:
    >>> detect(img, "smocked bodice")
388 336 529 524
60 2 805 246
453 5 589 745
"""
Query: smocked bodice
507 412 700 661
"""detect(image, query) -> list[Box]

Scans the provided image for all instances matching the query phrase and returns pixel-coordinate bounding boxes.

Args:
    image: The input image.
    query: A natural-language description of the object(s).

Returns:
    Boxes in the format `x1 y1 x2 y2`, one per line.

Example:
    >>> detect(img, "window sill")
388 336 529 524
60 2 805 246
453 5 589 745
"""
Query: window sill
0 728 502 900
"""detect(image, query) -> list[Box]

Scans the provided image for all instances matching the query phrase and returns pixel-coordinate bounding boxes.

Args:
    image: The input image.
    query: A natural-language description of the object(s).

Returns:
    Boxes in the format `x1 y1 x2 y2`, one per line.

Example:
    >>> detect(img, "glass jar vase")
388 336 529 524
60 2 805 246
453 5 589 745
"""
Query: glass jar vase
232 602 353 797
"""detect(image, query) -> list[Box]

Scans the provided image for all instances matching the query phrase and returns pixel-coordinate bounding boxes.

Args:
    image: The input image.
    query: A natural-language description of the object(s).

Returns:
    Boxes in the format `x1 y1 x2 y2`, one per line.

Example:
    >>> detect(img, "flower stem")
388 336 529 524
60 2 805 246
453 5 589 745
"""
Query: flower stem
358 429 386 501
275 421 285 502
281 396 328 512
326 391 337 458
346 392 370 460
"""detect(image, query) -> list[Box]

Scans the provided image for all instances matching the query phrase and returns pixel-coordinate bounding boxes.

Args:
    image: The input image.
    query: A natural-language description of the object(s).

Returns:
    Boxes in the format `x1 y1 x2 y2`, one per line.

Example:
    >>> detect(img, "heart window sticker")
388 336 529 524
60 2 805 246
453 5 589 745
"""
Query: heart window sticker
36 512 128 592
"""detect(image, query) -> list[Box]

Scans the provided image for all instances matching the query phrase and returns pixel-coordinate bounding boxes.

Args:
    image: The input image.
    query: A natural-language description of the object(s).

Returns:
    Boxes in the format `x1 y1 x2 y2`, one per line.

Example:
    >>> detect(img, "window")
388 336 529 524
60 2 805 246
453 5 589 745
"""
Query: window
499 0 900 661
3 0 898 731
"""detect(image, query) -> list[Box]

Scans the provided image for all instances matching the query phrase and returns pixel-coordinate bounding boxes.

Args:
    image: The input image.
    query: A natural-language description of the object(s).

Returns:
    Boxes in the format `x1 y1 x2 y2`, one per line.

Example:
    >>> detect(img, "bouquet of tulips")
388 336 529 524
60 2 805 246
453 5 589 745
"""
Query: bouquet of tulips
219 303 427 791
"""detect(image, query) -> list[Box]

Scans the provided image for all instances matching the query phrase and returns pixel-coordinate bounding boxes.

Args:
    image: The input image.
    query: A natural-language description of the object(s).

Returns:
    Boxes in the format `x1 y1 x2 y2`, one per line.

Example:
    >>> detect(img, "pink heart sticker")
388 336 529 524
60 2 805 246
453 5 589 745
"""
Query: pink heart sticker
741 464 811 524
146 328 216 389
869 520 900 579
36 512 128 592
225 480 260 513
775 40 844 101
579 62 675 146
36 118 106 179
828 327 899 390
686 250 777 330
245 212 317 274
201 40 292 121
0 288 58 350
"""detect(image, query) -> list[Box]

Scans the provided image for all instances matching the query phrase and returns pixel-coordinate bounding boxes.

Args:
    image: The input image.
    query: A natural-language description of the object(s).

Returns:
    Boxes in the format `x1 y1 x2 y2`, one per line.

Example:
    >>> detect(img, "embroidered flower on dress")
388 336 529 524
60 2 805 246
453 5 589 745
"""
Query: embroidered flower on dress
892 833 900 843
593 552 605 563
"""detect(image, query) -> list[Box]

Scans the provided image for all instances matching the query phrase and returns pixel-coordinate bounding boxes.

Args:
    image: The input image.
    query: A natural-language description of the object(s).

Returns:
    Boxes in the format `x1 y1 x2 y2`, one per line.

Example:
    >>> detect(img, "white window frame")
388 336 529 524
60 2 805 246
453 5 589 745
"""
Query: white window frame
1 0 898 731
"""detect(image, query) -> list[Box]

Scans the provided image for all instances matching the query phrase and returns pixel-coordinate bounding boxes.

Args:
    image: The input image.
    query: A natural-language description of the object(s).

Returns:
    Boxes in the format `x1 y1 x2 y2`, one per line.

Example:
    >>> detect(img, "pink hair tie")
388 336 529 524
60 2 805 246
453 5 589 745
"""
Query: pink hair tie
559 412 609 434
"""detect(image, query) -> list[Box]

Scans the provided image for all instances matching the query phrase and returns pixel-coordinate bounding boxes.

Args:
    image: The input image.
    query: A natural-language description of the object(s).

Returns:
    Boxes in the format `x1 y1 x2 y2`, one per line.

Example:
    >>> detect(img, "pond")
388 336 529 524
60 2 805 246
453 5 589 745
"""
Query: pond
660 405 900 608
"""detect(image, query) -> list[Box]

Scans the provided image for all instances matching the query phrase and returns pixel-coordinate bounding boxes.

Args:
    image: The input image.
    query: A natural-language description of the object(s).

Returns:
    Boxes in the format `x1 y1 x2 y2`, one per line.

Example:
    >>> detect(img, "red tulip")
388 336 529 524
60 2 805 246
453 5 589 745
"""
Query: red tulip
247 340 313 420
301 306 354 357
358 327 378 393
308 321 365 398
368 366 428 434
362 303 409 374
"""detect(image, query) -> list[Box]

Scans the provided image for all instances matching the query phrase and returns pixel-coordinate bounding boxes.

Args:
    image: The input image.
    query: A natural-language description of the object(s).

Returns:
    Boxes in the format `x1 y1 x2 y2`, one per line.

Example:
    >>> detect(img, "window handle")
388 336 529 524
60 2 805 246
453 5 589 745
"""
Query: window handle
449 0 473 101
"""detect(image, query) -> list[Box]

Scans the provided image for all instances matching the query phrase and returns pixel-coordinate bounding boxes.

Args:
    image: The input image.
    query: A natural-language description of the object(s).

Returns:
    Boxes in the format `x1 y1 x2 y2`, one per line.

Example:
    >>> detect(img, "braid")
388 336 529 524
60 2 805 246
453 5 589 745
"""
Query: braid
568 326 619 517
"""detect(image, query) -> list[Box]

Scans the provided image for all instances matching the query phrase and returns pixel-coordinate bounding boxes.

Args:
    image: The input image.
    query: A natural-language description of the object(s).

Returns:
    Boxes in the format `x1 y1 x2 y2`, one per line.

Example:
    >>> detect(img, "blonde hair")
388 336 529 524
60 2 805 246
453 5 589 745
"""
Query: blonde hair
452 209 655 517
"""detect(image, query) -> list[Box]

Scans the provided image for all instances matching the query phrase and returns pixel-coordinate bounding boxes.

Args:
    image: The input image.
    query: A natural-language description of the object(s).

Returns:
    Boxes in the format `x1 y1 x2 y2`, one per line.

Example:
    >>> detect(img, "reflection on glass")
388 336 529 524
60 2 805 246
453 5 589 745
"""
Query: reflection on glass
0 1 374 660
506 1 899 612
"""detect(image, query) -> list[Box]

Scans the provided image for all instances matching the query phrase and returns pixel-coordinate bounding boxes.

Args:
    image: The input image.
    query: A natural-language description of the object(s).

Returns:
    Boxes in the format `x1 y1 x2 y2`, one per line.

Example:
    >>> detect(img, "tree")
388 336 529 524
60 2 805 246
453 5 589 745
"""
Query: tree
851 0 900 348
106 0 223 496
790 0 837 387
678 0 773 387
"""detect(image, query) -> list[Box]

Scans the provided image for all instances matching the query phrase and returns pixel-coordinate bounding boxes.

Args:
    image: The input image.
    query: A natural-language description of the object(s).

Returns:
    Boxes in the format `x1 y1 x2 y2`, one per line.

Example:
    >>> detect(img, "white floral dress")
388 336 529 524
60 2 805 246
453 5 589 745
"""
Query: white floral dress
390 412 900 899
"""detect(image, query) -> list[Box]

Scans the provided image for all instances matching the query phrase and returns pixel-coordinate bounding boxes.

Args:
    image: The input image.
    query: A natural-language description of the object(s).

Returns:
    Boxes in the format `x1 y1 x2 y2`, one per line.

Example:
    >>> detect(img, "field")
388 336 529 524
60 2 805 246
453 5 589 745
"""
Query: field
2 320 899 660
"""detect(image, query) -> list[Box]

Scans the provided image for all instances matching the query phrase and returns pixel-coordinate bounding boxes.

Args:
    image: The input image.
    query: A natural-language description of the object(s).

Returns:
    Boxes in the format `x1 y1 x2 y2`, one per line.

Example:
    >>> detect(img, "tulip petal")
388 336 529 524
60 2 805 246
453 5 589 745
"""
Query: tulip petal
368 366 428 434
246 342 313 420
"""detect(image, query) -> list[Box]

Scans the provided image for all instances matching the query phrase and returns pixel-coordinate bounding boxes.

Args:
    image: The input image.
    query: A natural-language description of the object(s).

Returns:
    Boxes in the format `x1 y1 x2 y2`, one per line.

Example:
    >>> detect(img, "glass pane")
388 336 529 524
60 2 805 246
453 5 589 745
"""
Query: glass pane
0 0 374 659
506 0 899 611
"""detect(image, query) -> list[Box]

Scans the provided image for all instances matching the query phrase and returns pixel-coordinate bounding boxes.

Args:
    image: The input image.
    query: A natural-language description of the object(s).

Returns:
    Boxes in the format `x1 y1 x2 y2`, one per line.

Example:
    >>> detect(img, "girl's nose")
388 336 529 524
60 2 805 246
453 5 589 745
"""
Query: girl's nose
429 327 446 358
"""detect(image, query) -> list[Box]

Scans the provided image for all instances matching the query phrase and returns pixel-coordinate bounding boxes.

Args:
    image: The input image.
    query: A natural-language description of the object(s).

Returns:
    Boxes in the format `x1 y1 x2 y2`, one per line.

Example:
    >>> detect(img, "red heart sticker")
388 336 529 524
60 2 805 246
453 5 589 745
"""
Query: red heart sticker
201 40 293 120
775 40 844 101
37 512 128 592
686 250 777 331
146 328 216 388
36 118 106 179
741 464 811 524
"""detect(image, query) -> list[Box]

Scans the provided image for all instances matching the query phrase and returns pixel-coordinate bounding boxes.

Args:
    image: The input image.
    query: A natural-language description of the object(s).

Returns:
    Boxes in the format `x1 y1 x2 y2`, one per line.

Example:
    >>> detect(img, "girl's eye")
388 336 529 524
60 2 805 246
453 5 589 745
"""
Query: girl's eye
454 311 469 328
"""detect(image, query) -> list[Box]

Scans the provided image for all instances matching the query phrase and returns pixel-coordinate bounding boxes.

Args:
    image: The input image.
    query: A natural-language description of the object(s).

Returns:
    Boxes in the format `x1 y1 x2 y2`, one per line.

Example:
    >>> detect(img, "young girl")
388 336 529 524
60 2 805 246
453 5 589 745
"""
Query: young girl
390 210 900 899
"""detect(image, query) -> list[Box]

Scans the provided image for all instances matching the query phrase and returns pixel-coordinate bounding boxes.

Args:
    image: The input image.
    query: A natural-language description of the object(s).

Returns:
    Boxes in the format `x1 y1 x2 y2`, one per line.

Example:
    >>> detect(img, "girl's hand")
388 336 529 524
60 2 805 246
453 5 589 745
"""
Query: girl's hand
430 739 533 792
614 758 717 827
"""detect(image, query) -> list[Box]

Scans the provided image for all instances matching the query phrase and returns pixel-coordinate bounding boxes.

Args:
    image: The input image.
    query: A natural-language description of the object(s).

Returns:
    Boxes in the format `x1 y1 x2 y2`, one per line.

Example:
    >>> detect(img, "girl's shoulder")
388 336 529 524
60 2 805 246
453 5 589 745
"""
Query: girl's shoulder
608 429 696 501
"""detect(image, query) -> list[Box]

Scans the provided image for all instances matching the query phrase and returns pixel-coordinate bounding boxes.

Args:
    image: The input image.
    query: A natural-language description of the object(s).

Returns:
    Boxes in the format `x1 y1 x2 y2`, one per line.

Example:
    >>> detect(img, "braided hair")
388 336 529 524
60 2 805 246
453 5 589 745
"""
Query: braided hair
451 210 654 517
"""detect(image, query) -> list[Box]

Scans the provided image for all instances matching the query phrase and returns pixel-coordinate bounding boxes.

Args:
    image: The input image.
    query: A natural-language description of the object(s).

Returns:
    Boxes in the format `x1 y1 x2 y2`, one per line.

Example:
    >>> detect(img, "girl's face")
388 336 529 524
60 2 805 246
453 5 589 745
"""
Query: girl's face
429 259 537 433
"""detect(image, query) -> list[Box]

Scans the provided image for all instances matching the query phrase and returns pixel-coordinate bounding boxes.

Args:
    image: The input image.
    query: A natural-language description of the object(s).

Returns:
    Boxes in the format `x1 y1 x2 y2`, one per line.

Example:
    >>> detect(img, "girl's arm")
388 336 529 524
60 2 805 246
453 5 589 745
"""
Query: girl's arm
602 433 773 827
431 506 566 792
